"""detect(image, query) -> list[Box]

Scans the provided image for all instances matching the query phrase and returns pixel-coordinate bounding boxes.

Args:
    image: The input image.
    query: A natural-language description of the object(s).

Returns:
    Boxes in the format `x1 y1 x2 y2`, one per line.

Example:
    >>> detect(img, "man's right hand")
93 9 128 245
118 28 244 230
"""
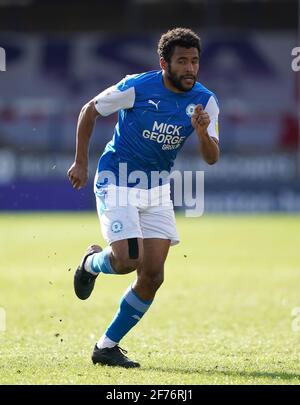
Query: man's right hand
67 162 88 190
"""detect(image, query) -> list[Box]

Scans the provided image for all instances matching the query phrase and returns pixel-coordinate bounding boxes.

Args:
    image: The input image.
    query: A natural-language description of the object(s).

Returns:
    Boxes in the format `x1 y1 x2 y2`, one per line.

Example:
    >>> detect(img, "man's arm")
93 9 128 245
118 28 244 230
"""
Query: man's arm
191 104 219 165
67 79 136 190
67 100 100 189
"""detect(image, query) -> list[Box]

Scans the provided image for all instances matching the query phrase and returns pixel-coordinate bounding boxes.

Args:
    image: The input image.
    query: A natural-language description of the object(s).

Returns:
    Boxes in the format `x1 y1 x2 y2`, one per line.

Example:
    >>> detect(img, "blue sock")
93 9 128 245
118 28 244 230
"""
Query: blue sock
91 246 116 274
105 285 153 343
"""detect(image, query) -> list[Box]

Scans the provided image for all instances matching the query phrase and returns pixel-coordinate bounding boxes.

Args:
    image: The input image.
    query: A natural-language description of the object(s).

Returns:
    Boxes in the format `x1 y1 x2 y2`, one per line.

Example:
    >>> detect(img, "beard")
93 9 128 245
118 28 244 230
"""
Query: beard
166 65 196 92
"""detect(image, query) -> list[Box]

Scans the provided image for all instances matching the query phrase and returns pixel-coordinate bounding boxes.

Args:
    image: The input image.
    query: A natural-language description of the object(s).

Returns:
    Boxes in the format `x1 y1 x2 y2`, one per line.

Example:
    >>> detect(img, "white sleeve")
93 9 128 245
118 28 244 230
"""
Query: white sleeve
93 84 135 116
205 95 219 141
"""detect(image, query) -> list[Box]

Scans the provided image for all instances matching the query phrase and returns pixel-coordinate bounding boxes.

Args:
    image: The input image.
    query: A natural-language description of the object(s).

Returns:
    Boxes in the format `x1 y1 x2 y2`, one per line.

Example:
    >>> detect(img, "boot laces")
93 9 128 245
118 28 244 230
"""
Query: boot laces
116 346 128 356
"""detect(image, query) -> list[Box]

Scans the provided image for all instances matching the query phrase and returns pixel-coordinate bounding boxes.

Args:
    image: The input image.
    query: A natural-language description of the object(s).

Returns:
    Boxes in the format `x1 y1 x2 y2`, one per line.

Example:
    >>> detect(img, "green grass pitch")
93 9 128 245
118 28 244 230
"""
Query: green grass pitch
0 213 300 385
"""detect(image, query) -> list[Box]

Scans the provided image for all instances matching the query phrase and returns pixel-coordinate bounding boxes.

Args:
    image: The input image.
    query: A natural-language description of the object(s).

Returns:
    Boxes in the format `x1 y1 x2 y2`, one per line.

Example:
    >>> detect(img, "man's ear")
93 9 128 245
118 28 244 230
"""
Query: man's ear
160 57 168 71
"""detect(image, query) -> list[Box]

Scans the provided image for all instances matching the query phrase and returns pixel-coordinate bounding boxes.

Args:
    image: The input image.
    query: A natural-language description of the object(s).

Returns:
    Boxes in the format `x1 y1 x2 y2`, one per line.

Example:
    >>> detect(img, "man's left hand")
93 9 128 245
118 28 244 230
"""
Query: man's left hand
191 104 210 136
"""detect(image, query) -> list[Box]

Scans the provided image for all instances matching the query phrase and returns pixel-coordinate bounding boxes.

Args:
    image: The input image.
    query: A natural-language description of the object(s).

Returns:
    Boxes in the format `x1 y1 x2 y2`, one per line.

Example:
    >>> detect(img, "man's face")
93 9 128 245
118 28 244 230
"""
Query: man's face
165 46 199 92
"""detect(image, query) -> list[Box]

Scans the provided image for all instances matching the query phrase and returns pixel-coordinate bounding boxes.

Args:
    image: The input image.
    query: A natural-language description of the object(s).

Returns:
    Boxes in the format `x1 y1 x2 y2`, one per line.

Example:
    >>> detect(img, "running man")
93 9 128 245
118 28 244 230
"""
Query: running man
67 28 219 368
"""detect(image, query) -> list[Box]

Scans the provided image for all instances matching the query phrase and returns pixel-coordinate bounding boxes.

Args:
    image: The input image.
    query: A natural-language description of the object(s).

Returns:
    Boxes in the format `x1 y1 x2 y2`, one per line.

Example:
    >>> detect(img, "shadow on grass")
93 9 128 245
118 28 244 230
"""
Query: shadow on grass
145 366 300 381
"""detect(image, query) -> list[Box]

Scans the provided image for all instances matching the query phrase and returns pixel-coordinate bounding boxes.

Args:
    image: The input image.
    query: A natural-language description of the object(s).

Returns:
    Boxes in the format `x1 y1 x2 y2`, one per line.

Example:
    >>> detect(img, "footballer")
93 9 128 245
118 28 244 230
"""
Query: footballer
67 27 219 368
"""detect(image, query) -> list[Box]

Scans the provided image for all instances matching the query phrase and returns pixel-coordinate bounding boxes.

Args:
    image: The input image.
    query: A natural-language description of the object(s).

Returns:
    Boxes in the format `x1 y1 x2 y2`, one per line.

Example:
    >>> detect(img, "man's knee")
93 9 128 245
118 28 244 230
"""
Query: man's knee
115 256 142 273
138 271 164 292
111 238 143 273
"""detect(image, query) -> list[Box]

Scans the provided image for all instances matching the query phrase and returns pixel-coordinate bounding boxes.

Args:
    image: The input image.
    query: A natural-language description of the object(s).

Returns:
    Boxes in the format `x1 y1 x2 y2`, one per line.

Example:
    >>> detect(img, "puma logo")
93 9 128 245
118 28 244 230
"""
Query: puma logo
148 99 160 110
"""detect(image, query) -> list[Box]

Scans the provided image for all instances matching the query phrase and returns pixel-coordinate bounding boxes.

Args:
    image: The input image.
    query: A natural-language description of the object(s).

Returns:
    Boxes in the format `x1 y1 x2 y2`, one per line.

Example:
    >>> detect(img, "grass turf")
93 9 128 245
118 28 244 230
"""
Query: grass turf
0 213 300 385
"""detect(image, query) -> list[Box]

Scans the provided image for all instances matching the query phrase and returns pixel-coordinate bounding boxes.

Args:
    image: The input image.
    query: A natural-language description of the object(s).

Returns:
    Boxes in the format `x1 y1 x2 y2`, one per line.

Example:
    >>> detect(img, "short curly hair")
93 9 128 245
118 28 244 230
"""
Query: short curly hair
157 27 201 63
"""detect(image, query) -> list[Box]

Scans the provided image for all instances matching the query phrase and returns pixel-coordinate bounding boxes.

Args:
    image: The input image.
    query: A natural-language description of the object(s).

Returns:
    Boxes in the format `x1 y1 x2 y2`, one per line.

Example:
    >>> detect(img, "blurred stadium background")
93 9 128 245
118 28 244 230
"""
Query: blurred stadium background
1 0 300 387
0 0 299 212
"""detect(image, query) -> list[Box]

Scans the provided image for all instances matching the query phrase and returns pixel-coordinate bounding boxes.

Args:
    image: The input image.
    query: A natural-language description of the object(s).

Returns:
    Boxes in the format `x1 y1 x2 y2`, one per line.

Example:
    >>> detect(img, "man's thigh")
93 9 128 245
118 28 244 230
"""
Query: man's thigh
111 237 144 267
140 206 180 246
138 238 171 275
96 194 143 245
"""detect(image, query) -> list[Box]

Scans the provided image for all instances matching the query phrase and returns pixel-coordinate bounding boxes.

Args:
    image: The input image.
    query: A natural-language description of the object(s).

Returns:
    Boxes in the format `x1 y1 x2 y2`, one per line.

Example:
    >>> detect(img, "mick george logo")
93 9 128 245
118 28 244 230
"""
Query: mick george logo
0 47 6 71
142 121 185 151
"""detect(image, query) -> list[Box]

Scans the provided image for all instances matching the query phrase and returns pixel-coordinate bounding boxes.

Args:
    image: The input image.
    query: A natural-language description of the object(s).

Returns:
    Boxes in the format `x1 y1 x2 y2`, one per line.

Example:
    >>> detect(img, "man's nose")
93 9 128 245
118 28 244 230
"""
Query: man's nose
185 63 194 73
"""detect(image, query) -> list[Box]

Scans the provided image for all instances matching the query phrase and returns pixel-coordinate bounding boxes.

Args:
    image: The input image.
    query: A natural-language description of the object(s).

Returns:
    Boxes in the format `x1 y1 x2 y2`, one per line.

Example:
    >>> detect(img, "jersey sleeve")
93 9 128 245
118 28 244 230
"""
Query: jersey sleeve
93 75 136 116
204 95 219 141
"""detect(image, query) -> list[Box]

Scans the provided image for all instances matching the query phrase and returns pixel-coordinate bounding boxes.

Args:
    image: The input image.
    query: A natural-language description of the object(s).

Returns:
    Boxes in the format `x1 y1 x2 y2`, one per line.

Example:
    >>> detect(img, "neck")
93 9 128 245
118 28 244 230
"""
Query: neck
162 70 184 94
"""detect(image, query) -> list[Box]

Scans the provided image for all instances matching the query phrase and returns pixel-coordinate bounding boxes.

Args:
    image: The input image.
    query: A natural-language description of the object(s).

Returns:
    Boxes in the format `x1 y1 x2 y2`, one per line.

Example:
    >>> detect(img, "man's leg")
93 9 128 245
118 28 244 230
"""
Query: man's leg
74 192 144 300
133 238 170 301
86 238 144 275
92 238 170 367
73 238 143 300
